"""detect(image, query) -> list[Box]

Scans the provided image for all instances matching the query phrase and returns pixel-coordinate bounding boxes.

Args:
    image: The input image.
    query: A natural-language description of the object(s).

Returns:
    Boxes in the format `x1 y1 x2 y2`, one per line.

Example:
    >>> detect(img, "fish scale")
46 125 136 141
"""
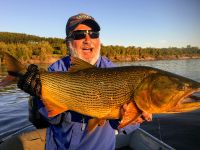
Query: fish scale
39 67 150 118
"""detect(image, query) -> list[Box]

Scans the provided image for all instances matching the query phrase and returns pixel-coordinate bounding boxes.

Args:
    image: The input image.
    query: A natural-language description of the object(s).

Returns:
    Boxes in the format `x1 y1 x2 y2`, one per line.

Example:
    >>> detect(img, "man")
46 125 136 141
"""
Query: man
0 13 152 150
37 13 140 150
37 13 152 150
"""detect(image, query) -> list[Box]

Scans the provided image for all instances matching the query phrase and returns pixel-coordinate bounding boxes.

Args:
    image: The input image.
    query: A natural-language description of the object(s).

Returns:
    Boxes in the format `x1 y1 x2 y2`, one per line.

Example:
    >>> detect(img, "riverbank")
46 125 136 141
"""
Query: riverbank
109 55 200 62
27 56 61 64
26 55 200 64
1 55 200 65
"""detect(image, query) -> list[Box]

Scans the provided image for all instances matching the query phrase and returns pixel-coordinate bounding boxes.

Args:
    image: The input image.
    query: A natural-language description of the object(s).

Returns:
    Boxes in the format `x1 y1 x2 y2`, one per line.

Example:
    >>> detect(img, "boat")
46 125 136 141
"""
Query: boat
115 128 175 150
0 126 175 150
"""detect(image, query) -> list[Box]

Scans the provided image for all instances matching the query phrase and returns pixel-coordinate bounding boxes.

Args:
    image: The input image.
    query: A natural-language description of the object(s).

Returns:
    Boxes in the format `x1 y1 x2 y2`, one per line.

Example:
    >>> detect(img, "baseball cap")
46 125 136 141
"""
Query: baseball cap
66 13 100 37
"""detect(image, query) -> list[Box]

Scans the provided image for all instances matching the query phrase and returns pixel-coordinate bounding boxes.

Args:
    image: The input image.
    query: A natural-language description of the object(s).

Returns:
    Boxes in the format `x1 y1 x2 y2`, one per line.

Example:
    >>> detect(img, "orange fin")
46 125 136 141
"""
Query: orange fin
0 52 26 88
118 101 141 129
69 56 95 72
98 119 106 126
42 97 69 117
46 104 68 117
87 118 106 132
0 52 26 75
41 87 69 117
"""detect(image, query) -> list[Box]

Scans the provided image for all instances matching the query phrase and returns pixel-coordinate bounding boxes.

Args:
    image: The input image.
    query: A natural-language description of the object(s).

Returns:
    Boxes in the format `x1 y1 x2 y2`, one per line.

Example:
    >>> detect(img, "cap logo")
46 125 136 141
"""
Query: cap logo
76 14 93 20
69 14 94 26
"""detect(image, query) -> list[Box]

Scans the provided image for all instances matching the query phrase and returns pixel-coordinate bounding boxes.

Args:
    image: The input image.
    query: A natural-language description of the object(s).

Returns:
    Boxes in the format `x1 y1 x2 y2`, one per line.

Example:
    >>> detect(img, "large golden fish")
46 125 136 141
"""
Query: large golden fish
1 52 200 130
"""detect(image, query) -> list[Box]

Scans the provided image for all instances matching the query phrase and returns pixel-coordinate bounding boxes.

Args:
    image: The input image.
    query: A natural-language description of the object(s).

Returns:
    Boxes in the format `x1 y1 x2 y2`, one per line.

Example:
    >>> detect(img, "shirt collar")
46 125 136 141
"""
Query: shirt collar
95 56 102 68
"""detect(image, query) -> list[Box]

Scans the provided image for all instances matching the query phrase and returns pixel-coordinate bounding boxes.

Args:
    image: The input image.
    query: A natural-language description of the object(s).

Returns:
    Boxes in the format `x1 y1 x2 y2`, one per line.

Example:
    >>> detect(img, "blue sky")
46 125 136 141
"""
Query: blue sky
0 0 199 48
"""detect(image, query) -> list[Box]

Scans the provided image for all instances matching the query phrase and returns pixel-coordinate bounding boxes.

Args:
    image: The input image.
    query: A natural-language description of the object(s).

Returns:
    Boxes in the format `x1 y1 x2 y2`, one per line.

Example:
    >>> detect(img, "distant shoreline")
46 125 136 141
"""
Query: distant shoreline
1 55 200 65
26 55 200 64
109 55 200 62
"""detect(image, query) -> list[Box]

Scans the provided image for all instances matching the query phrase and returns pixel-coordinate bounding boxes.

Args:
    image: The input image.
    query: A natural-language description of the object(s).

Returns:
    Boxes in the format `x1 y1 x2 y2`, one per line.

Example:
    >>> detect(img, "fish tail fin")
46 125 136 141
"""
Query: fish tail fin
0 52 26 87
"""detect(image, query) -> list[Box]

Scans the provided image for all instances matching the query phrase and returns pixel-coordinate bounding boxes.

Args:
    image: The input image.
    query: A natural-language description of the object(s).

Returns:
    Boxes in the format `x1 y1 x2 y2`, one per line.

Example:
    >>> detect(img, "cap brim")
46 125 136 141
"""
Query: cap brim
82 19 100 31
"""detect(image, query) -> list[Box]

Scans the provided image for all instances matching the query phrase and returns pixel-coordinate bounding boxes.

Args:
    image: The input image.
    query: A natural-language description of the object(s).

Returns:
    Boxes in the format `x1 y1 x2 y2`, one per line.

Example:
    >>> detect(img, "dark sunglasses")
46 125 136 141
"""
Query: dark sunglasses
68 30 99 40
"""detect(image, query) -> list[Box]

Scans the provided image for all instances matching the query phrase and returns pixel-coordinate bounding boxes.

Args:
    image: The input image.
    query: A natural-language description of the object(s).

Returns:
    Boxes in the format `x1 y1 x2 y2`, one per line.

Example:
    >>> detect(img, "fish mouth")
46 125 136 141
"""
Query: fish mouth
181 94 200 103
173 90 200 113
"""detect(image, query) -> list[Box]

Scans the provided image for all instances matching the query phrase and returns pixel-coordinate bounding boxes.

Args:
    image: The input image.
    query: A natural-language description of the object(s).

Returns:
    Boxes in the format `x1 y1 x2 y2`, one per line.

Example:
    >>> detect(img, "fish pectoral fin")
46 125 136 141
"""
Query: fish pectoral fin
41 87 69 117
47 106 68 117
98 119 106 126
44 99 69 117
118 101 141 129
87 118 106 132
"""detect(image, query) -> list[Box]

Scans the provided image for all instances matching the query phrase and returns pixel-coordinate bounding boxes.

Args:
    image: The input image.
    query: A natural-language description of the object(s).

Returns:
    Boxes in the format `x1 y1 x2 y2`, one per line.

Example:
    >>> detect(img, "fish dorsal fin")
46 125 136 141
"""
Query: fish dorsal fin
69 56 95 72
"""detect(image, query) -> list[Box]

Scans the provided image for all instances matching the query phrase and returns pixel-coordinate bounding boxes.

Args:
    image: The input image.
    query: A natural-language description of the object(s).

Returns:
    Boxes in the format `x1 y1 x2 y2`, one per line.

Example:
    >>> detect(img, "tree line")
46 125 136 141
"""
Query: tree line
101 45 200 61
0 32 200 63
0 32 67 62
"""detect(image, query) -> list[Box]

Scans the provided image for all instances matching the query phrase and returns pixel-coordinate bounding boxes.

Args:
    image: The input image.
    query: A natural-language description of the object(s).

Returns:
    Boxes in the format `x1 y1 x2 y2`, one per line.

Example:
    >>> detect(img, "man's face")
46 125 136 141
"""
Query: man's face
68 24 101 65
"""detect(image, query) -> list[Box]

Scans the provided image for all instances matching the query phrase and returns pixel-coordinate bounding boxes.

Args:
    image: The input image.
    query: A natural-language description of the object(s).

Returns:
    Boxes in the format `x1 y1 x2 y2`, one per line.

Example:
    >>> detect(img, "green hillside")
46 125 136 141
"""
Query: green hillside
0 32 200 63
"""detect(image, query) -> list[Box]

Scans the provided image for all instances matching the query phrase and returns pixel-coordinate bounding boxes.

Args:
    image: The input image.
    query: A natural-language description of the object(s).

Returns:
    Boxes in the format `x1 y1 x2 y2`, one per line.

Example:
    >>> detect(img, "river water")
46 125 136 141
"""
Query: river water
0 59 200 149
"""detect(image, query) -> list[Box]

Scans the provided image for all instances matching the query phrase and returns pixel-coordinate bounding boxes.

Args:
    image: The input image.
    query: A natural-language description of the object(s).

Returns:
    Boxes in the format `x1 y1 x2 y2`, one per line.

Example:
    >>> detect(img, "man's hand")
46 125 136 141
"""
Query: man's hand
17 64 41 97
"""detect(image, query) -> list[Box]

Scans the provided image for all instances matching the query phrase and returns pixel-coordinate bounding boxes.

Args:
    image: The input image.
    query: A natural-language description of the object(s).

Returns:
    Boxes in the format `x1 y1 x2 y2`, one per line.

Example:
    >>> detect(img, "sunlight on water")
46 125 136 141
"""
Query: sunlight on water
116 59 200 82
0 67 35 141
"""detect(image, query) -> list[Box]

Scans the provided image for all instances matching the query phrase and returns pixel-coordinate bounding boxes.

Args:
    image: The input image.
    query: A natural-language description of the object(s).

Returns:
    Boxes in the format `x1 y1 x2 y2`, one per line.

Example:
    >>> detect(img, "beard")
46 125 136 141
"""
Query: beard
68 42 101 65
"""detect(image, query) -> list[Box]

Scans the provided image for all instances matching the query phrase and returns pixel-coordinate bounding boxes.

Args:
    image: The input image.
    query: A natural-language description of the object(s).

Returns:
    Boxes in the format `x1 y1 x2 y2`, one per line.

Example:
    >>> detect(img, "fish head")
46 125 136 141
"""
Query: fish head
134 70 200 114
